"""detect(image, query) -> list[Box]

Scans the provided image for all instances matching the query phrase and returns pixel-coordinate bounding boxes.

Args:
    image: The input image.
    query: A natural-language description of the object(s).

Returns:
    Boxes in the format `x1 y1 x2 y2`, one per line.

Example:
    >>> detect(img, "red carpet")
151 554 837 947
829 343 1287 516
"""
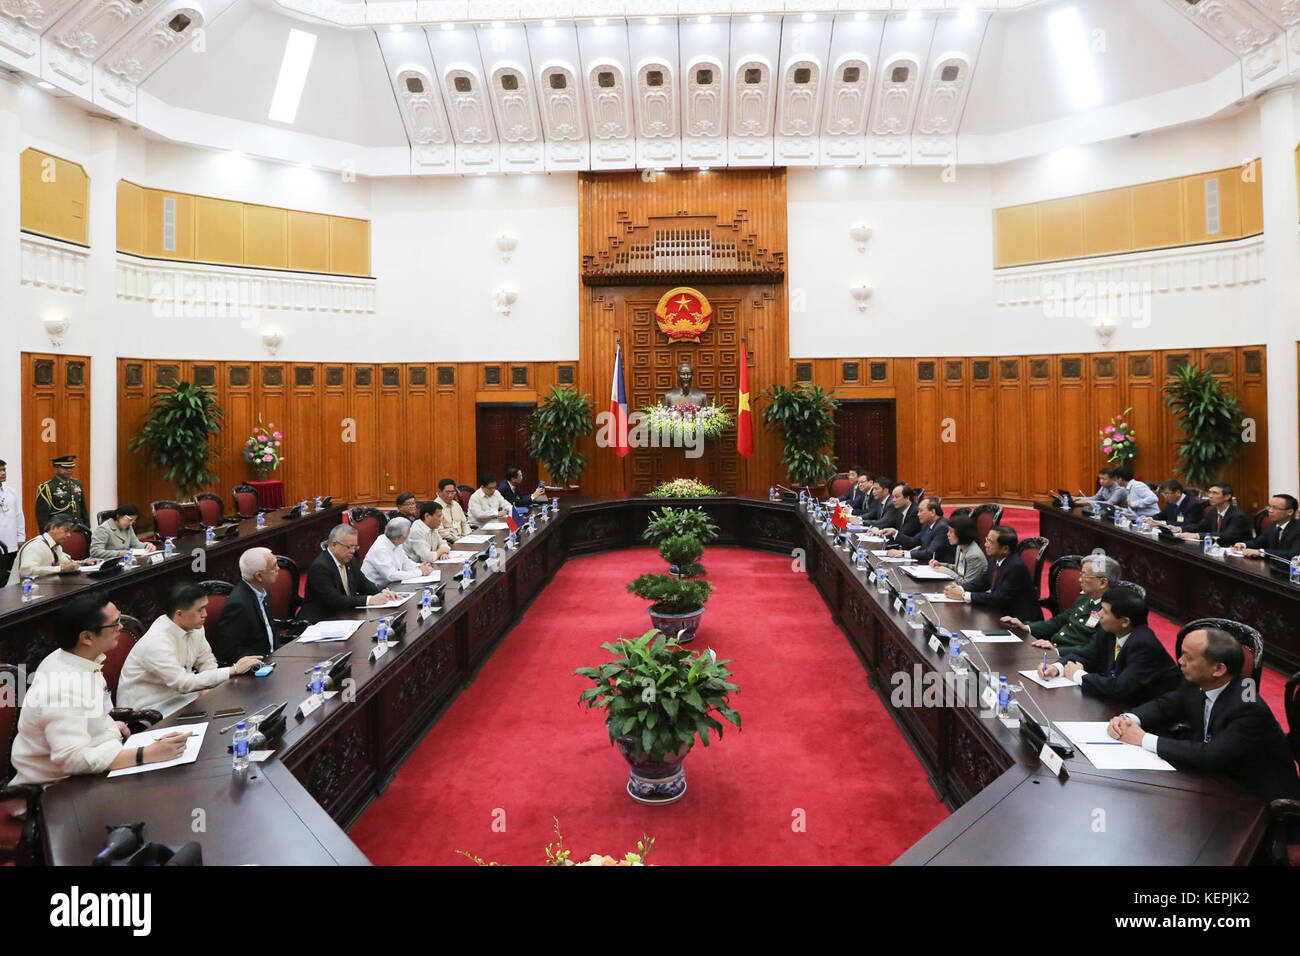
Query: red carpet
349 545 950 865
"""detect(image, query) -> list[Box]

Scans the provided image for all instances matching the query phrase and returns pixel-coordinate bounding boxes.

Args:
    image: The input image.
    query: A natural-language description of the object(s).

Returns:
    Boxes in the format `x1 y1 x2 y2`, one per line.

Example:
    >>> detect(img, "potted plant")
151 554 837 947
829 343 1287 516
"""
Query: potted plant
760 383 839 495
659 534 706 578
128 381 224 499
1163 365 1245 488
526 385 595 493
243 415 284 480
641 506 720 549
627 574 713 643
1099 407 1137 465
575 629 740 804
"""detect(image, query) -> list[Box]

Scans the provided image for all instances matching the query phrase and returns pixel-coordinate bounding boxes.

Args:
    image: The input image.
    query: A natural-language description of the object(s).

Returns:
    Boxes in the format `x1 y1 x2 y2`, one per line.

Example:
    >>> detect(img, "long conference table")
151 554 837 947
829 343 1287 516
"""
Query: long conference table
0 495 1279 865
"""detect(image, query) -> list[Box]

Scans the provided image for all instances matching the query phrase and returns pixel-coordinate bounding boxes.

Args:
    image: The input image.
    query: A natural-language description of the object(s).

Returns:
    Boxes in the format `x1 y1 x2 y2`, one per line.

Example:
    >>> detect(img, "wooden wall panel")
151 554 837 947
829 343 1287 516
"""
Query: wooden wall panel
287 211 331 273
329 217 371 276
1131 180 1184 251
1082 188 1133 257
994 358 1025 499
22 354 92 539
1037 197 1084 263
20 149 89 245
1239 161 1263 237
244 205 287 269
194 196 244 265
143 190 195 260
993 205 1038 268
116 181 145 254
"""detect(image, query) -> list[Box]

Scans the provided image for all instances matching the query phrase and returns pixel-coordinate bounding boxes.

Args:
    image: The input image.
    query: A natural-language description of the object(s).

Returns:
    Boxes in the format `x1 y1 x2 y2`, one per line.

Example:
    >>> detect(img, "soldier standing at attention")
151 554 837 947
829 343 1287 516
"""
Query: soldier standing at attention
35 454 89 530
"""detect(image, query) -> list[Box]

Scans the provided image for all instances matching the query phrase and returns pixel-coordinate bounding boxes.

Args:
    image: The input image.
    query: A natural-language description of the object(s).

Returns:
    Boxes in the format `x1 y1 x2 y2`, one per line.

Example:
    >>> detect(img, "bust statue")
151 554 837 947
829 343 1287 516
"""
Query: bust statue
663 362 711 407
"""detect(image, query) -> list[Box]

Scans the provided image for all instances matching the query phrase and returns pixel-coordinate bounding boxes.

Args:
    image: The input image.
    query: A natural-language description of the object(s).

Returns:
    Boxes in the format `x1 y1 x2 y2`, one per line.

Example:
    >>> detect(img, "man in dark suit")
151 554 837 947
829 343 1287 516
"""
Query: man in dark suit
1109 628 1300 803
1178 482 1251 546
943 525 1043 622
501 466 545 509
1232 494 1300 560
872 483 921 540
888 497 952 563
841 469 867 513
856 476 891 523
213 547 282 665
299 524 399 622
1155 479 1206 528
1039 586 1180 703
838 466 861 502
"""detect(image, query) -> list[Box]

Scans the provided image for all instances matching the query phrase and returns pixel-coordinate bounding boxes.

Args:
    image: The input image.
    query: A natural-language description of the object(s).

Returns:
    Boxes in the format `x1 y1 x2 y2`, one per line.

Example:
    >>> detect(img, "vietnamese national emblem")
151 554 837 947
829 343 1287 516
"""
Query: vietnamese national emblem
654 287 712 343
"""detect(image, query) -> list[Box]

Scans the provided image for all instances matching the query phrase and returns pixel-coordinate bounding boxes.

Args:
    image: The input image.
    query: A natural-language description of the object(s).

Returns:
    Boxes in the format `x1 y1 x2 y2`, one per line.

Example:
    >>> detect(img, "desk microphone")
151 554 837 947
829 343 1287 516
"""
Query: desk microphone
1013 682 1075 758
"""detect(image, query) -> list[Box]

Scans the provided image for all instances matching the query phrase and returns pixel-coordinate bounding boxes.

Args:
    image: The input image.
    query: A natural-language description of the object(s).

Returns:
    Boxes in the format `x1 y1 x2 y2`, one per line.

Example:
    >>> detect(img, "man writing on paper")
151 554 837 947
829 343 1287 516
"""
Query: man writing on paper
1037 586 1180 704
116 583 263 711
468 474 510 529
6 514 88 585
299 524 400 620
361 517 433 589
9 592 189 785
1108 629 1300 803
1001 554 1119 655
406 500 451 564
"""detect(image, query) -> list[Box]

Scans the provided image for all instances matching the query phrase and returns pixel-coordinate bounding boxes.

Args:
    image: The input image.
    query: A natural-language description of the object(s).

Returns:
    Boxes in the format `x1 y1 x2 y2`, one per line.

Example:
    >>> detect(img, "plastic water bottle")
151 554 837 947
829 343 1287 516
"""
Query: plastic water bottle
528 515 536 533
462 559 472 584
1290 556 1300 584
905 597 923 630
421 586 433 610
949 636 968 673
855 549 868 573
376 617 390 644
488 541 498 564
232 721 250 772
1092 501 1101 518
163 536 175 557
123 550 135 570
1113 509 1123 527
315 496 323 511
505 532 515 552
300 499 309 513
205 526 215 547
769 486 776 501
1203 534 1214 555
1134 516 1144 533
876 568 890 594
256 511 266 528
310 664 324 697
21 576 34 603
996 675 1012 719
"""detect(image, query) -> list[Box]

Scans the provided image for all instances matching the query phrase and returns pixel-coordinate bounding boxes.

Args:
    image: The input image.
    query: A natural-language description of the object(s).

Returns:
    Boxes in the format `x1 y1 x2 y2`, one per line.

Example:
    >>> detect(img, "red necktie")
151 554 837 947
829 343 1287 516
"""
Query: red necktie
1216 512 1224 532
991 561 1000 587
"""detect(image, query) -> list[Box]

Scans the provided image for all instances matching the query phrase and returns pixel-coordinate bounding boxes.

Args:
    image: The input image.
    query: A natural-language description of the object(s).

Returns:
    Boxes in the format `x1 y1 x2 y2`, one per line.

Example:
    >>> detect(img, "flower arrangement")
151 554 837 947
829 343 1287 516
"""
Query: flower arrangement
456 818 656 866
647 478 720 498
244 415 284 472
1099 407 1137 464
641 402 732 442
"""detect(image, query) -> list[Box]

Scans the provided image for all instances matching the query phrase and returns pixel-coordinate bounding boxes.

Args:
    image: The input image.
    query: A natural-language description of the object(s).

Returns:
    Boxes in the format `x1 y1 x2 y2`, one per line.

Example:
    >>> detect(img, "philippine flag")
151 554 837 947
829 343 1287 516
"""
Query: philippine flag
610 343 630 458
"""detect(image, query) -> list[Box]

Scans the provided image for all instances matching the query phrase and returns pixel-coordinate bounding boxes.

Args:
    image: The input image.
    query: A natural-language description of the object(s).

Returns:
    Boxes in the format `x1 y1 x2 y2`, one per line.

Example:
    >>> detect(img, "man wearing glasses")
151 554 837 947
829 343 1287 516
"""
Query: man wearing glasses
8 592 190 785
1231 494 1300 560
299 524 400 621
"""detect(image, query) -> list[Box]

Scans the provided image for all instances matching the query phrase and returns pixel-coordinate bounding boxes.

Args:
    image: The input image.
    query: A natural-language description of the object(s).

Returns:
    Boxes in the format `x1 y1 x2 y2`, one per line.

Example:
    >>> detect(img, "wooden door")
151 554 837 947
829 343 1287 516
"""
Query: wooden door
833 400 896 483
476 404 537 487
22 353 91 538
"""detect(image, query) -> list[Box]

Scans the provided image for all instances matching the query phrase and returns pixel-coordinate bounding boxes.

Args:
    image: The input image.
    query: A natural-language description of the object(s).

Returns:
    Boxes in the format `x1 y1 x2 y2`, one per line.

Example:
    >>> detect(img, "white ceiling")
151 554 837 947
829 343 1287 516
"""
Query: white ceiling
1 0 1297 176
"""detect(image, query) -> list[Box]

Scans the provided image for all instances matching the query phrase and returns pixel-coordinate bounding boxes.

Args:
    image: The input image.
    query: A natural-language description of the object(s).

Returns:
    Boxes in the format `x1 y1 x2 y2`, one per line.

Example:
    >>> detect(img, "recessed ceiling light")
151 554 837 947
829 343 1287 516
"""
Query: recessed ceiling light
908 10 921 23
878 163 888 168
268 28 317 125
493 20 504 29
389 24 403 32
646 16 659 25
37 80 55 90
698 15 711 24
1049 6 1101 109
750 14 764 23
593 17 607 26
542 19 555 27
440 22 454 31
801 13 816 23
854 11 869 21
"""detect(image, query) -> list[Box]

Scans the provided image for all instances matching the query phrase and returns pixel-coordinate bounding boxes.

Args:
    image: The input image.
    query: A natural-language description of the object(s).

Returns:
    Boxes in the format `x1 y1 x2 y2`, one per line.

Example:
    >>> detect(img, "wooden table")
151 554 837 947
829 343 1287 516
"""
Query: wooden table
18 496 1272 866
1036 503 1300 673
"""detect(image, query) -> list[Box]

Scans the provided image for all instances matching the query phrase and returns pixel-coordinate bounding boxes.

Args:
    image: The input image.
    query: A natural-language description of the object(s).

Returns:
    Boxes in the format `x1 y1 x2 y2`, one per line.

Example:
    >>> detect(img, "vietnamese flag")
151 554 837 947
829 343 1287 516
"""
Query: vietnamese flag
736 337 753 458
610 343 630 458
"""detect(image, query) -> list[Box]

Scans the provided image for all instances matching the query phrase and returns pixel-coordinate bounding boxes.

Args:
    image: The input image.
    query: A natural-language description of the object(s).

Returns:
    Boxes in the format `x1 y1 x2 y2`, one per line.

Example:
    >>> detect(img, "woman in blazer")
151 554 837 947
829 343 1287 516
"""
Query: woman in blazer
930 515 987 588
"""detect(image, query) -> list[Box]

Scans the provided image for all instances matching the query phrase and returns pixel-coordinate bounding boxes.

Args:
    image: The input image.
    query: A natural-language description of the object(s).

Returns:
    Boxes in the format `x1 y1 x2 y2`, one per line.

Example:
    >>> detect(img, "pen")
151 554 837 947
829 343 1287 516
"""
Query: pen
1085 741 1123 745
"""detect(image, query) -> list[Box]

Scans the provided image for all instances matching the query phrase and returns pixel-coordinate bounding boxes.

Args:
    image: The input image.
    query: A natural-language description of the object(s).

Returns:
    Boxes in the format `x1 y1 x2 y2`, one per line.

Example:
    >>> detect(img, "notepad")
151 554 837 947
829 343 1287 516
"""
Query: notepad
400 572 441 584
480 522 509 531
365 593 415 610
902 565 952 580
960 629 1022 644
1055 722 1177 771
108 723 208 777
857 535 886 544
923 594 964 602
1019 668 1077 689
299 620 363 643
437 550 479 562
458 534 493 544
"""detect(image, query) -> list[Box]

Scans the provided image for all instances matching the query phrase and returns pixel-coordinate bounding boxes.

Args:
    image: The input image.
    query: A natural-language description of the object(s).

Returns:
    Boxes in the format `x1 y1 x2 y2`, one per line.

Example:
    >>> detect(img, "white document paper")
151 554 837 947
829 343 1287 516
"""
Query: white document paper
923 594 963 602
961 629 1023 644
129 548 152 555
480 522 509 531
298 620 363 643
400 572 441 584
902 565 952 580
438 550 479 562
856 535 886 544
1055 721 1177 771
1019 668 1077 689
365 593 415 609
458 534 493 544
108 723 208 777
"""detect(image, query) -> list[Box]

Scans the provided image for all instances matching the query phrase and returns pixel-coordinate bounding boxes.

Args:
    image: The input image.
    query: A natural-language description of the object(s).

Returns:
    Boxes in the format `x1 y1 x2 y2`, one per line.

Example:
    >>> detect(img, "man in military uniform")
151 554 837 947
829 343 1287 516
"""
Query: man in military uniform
1000 554 1122 656
35 454 88 530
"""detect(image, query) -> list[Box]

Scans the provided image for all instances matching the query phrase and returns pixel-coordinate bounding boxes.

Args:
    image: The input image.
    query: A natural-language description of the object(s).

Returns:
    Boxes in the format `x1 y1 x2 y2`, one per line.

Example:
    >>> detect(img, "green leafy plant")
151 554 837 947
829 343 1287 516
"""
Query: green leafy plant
646 478 720 498
575 629 740 762
526 386 595 487
641 506 720 548
1163 365 1245 488
128 381 224 498
760 383 839 488
659 534 705 578
627 574 714 614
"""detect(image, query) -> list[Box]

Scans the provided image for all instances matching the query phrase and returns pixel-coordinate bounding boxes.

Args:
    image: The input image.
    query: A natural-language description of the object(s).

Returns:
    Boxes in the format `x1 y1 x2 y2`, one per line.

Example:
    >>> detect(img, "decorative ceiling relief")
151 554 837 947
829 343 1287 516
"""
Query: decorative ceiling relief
488 64 541 144
443 66 495 144
777 58 821 137
634 59 676 139
684 55 724 138
393 65 452 171
97 3 203 109
730 58 772 137
585 60 630 140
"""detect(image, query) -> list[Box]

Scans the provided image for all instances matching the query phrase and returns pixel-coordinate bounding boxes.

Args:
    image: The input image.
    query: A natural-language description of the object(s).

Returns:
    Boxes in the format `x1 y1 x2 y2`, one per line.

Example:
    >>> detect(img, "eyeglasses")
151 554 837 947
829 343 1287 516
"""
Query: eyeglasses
334 542 360 551
96 618 123 632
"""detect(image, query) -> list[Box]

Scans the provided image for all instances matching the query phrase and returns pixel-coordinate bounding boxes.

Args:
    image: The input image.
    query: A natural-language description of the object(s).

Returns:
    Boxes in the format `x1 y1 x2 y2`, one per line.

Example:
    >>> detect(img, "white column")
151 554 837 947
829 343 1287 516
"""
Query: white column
85 118 120 514
0 80 23 510
1258 87 1300 497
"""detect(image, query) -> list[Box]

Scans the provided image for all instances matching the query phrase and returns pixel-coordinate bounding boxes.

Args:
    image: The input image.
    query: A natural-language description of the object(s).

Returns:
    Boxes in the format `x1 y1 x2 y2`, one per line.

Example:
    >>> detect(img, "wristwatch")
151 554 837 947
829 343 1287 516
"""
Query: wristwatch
136 746 145 766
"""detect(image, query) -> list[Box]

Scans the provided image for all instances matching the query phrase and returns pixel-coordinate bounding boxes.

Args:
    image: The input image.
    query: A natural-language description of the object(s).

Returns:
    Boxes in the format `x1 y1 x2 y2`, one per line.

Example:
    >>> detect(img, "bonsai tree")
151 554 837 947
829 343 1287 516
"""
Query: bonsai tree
760 383 839 489
1163 365 1245 488
526 385 595 487
641 506 720 548
575 629 740 762
659 534 706 578
627 575 713 615
128 380 224 498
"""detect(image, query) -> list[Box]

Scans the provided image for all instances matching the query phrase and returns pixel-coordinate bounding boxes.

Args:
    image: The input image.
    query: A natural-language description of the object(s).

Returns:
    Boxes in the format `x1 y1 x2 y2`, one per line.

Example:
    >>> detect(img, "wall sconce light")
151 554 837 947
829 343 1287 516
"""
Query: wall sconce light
494 286 518 316
496 232 518 262
1093 315 1117 348
261 330 284 356
850 284 873 312
849 223 872 253
43 316 69 348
